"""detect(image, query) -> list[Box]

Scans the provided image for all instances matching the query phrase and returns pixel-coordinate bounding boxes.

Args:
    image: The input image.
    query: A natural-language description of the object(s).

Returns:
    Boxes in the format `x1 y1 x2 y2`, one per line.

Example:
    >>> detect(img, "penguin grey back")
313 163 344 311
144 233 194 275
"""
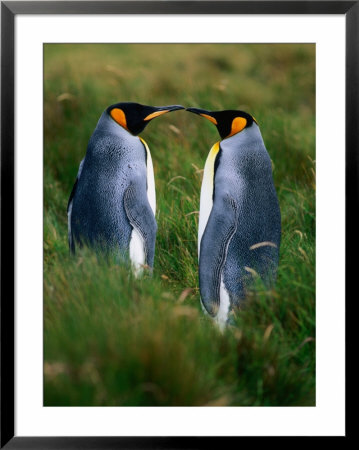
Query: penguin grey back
70 112 149 256
186 107 281 323
217 125 281 302
68 102 184 269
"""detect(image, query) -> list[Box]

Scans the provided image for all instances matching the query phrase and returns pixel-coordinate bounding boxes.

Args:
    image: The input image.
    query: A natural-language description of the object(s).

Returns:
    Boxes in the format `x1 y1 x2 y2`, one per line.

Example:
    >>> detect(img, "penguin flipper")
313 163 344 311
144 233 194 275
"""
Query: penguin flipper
124 184 157 269
199 194 238 316
67 181 77 254
67 159 85 254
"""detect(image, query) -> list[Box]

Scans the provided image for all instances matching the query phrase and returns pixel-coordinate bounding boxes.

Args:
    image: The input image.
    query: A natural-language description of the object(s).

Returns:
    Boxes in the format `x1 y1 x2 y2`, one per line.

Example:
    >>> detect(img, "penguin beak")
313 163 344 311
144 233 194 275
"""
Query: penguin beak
186 107 218 125
163 105 186 112
186 107 209 115
143 105 185 121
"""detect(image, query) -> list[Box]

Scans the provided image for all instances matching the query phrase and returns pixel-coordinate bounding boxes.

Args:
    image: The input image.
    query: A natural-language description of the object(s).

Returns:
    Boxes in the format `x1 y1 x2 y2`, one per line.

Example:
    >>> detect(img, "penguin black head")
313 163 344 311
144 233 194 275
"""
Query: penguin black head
107 102 185 135
186 107 258 140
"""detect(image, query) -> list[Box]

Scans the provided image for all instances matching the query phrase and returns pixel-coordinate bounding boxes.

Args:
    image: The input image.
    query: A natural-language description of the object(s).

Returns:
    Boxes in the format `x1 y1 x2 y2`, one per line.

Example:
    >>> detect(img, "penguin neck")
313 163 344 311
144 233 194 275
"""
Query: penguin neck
87 112 143 161
96 112 137 139
219 123 271 171
221 122 262 146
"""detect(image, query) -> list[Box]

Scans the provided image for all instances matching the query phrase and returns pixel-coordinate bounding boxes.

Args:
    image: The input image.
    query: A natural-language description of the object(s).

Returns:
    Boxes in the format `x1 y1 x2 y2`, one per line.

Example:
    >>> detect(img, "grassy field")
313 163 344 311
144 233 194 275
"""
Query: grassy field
44 44 315 406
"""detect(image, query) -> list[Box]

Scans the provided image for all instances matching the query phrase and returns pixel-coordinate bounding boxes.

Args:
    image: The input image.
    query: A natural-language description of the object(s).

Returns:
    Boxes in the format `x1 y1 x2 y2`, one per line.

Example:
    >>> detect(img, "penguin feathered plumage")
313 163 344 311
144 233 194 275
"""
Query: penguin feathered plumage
68 102 184 274
187 107 281 327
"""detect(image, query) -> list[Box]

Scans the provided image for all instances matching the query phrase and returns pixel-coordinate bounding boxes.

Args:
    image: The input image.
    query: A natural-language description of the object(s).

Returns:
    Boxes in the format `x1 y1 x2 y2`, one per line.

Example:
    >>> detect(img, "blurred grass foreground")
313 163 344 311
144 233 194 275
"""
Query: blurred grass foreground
44 44 315 406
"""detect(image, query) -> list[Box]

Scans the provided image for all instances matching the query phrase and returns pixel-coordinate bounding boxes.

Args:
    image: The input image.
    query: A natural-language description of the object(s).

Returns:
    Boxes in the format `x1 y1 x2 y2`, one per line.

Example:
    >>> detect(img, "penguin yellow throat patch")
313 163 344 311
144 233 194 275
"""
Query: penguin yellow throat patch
110 108 129 131
198 141 220 255
206 141 220 173
202 141 221 200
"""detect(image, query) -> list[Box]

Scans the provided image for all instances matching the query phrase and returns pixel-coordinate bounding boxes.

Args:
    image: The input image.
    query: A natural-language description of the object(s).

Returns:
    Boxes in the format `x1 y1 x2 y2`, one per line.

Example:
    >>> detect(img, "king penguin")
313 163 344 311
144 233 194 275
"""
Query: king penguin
68 102 184 275
187 107 281 328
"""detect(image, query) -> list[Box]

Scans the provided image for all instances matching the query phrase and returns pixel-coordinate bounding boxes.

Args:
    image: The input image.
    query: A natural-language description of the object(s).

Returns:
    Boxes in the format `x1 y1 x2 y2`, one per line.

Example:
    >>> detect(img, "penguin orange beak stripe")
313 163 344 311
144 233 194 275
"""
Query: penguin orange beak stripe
143 110 170 121
200 113 218 125
186 108 218 125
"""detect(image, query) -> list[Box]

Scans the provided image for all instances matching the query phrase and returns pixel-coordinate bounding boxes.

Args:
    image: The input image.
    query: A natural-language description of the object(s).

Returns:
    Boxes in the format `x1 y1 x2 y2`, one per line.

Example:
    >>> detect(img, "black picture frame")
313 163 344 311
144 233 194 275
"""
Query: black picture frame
1 1 354 447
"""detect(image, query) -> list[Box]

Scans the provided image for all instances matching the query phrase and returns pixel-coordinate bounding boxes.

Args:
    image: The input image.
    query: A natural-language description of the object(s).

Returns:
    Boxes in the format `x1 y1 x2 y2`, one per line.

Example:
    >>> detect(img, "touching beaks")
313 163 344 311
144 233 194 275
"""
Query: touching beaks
144 105 185 121
163 105 186 112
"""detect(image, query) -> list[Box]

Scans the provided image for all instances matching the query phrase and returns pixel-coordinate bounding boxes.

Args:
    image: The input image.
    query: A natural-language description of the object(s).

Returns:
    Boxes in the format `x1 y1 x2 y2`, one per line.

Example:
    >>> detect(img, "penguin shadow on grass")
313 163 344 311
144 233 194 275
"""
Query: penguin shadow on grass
67 102 281 330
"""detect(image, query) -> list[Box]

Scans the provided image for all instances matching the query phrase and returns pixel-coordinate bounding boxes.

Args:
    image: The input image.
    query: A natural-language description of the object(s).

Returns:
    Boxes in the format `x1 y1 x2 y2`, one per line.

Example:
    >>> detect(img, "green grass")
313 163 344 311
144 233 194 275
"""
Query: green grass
44 44 315 406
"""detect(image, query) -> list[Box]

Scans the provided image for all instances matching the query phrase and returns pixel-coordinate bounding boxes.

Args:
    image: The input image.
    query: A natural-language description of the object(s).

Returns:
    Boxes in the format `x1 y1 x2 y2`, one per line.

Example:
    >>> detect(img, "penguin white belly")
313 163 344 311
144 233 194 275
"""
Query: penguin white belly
198 142 220 256
199 276 231 331
129 227 146 277
140 137 156 215
215 277 231 331
129 138 156 277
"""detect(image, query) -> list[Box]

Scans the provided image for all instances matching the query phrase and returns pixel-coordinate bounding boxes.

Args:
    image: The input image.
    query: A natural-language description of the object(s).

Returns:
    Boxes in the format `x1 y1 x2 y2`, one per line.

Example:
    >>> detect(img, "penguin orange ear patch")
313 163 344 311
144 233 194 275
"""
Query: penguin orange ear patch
110 108 128 130
229 117 247 137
